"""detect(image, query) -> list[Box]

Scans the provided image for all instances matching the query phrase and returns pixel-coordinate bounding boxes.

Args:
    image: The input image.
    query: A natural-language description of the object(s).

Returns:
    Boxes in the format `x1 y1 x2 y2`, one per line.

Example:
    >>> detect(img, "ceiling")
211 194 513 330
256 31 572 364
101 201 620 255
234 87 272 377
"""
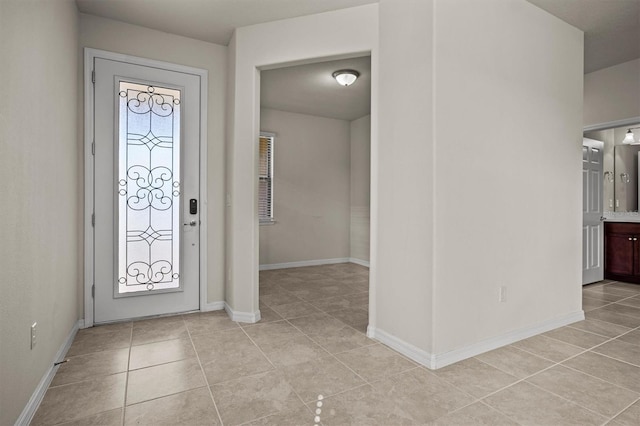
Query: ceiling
77 0 640 74
75 0 377 47
526 0 640 73
260 56 371 121
76 0 639 120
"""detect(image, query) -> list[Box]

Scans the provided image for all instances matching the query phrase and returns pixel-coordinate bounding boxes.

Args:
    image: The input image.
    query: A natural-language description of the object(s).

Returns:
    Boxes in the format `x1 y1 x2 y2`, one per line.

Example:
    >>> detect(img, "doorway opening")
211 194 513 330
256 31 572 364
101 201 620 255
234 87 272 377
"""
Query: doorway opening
256 55 372 338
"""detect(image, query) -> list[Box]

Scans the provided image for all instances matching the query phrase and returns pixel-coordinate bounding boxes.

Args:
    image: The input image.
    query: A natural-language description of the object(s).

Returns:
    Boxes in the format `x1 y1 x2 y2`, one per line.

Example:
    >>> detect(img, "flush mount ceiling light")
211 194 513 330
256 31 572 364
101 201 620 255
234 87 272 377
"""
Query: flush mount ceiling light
332 69 360 86
623 127 640 145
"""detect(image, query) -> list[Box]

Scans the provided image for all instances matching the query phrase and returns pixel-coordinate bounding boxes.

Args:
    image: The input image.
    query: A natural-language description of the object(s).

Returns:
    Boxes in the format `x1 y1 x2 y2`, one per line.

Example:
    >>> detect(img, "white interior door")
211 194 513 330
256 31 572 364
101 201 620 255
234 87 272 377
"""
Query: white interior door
583 138 604 285
93 57 201 323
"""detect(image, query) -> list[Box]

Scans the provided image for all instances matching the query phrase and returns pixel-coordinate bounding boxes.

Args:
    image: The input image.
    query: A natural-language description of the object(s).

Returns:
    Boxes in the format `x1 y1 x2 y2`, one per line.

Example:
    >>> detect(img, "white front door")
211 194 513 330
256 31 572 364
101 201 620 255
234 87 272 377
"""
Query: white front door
93 57 201 323
583 138 604 285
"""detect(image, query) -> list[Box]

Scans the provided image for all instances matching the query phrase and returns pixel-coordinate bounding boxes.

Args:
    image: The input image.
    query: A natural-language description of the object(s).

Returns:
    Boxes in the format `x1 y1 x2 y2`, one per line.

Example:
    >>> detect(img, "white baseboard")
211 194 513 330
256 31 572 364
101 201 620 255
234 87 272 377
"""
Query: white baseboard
201 301 225 312
369 310 585 370
224 303 261 323
259 257 370 270
349 258 370 267
15 319 81 426
367 325 434 367
259 258 350 271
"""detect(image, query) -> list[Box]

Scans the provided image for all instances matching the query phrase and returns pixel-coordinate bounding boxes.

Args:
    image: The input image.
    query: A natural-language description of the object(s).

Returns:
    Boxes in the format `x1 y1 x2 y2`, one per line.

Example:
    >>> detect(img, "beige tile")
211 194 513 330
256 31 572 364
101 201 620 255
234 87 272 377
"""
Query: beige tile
129 337 195 370
258 335 329 368
58 409 123 426
583 289 630 303
484 381 606 426
307 324 376 354
593 338 640 366
618 328 640 346
568 318 632 338
372 368 474 424
544 326 610 349
182 310 238 335
51 348 129 387
433 358 518 399
32 373 126 425
330 308 369 332
618 295 640 308
319 384 414 425
211 370 303 426
587 307 640 328
124 387 220 425
281 356 366 402
288 313 347 335
200 345 274 385
475 345 553 379
611 400 640 426
607 283 640 294
585 285 636 299
67 329 131 357
269 301 322 319
345 281 369 293
527 365 639 418
607 303 640 319
192 328 255 360
336 344 416 382
131 316 189 346
309 295 357 313
243 405 314 426
243 320 304 346
431 402 518 425
583 296 611 311
511 334 583 362
80 322 132 336
126 358 206 405
256 305 283 323
563 351 640 393
260 291 302 307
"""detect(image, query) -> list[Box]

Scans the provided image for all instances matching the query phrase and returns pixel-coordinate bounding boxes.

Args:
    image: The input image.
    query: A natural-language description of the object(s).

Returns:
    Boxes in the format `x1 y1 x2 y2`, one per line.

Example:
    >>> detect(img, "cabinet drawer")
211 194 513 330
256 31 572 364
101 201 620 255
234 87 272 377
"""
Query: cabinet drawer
605 222 640 235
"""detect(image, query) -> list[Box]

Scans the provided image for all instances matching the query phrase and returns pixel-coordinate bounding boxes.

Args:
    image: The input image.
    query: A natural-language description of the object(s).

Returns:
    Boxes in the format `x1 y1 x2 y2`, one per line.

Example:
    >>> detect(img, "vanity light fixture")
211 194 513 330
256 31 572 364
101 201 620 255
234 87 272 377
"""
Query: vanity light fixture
622 127 640 145
332 69 360 86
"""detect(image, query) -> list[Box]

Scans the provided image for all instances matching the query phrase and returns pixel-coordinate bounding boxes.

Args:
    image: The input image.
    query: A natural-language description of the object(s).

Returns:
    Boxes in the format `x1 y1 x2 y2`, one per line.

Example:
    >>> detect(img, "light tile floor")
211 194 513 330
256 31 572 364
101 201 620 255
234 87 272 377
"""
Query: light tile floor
32 265 640 425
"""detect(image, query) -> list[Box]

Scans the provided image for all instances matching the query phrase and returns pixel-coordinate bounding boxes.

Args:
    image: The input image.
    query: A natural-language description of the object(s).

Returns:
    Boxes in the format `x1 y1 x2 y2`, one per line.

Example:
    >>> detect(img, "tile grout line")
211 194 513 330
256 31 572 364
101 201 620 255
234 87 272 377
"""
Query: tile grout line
236 320 313 418
282 317 375 389
185 319 225 426
464 326 640 422
120 324 133 426
604 394 640 425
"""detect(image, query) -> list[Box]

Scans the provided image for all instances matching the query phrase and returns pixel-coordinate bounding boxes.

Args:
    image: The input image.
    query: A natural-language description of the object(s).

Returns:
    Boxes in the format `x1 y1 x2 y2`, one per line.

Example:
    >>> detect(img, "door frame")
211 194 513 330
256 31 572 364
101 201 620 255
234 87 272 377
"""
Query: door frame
83 48 209 327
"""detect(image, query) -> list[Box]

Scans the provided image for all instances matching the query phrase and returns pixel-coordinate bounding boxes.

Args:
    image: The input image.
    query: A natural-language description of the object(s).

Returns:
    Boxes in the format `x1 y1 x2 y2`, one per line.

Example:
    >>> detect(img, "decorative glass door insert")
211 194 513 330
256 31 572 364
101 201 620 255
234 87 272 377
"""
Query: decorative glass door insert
117 81 182 295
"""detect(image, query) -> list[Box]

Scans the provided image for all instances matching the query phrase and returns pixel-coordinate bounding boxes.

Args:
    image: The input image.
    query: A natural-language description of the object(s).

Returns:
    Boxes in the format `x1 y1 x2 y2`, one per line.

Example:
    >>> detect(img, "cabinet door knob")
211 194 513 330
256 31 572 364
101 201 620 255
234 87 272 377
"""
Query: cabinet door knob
630 237 633 241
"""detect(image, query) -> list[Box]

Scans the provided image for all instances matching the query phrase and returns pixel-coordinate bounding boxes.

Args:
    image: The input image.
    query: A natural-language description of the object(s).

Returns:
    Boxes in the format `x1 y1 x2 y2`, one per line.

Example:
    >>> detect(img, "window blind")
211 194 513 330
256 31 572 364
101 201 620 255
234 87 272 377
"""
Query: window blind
259 134 274 221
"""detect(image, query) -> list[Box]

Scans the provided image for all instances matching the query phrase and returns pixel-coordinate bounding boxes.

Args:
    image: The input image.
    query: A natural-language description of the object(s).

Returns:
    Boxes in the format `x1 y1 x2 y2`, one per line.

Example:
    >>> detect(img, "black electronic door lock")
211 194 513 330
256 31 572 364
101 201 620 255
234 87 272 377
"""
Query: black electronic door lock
189 199 198 214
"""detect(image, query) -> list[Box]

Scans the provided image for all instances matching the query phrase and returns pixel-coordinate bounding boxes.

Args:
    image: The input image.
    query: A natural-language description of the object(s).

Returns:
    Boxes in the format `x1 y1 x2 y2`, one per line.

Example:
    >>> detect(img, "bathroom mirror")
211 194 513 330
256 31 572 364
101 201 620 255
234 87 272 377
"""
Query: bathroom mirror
585 124 640 213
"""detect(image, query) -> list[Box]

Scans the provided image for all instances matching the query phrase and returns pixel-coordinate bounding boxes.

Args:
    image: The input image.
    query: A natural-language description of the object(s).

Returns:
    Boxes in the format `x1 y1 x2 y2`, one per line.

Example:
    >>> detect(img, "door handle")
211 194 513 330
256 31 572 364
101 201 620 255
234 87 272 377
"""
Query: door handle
183 220 197 227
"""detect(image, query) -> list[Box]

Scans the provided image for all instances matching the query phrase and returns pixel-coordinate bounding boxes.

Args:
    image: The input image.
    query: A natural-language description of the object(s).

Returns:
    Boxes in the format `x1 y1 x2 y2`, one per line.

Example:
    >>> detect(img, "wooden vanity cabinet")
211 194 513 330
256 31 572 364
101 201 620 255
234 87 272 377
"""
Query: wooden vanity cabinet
605 222 640 283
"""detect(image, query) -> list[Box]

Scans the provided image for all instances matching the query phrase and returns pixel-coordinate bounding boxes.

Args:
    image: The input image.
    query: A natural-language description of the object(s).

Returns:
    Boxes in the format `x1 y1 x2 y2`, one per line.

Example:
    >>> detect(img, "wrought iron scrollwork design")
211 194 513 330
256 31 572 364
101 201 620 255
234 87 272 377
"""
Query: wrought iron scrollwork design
118 82 181 293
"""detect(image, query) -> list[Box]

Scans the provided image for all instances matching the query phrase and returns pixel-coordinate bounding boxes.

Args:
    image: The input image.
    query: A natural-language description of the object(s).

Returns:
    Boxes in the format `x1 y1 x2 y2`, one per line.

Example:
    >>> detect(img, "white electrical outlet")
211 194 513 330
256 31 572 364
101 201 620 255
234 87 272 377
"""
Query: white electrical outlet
31 322 37 349
499 286 506 303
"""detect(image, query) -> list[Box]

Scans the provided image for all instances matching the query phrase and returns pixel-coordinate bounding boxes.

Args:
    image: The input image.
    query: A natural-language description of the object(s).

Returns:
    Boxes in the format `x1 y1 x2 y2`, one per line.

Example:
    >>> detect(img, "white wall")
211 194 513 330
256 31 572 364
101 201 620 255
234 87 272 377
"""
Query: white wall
350 115 371 262
259 108 351 265
78 14 228 306
584 59 640 127
432 0 584 355
226 5 379 317
0 1 79 423
376 0 435 353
